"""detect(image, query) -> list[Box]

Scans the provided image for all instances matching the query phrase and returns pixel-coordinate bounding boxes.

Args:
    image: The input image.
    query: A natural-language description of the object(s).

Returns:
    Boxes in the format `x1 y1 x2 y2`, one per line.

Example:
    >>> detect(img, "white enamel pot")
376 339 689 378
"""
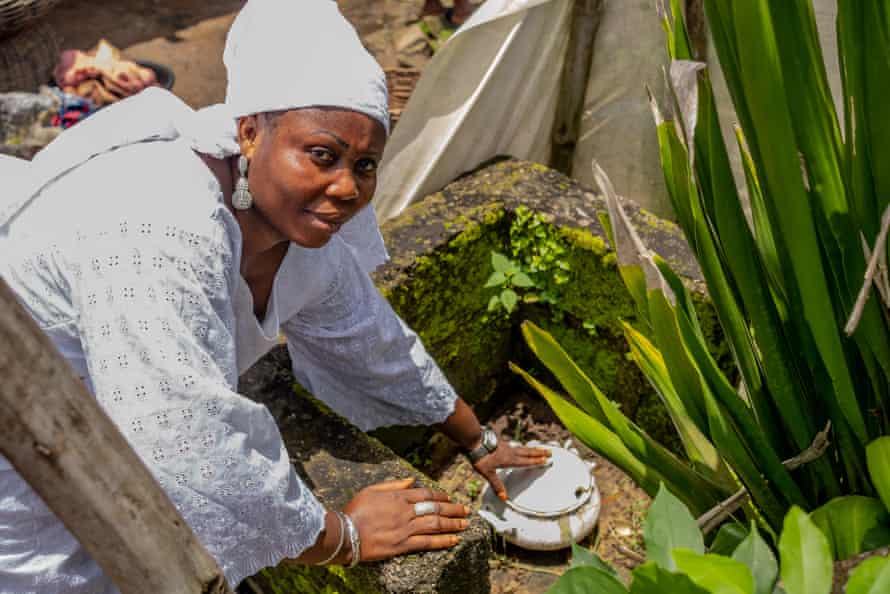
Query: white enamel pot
477 440 600 551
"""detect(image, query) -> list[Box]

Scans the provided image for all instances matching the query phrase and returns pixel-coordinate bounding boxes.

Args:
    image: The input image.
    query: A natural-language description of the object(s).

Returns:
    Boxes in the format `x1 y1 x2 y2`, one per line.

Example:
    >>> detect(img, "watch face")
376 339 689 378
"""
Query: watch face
483 429 498 451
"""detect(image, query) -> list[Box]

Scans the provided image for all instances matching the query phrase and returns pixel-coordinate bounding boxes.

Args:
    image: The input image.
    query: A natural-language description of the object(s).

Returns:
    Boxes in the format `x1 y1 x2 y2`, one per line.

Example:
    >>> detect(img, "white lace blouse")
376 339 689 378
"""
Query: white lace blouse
0 138 457 593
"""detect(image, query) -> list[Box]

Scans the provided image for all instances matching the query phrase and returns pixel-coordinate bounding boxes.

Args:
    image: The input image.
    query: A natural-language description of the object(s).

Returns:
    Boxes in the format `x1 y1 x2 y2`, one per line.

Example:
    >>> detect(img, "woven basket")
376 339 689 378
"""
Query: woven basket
385 67 422 129
0 0 61 39
0 20 59 92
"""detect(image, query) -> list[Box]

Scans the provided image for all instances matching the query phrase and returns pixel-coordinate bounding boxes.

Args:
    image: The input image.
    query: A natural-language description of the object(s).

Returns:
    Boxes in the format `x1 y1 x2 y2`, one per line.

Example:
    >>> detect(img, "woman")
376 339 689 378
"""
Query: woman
0 0 549 591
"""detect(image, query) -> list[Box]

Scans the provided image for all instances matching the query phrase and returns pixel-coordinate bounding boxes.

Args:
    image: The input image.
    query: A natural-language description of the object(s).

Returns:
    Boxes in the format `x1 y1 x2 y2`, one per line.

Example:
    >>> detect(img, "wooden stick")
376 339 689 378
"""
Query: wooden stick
550 0 603 174
616 545 646 565
846 203 890 335
0 278 232 594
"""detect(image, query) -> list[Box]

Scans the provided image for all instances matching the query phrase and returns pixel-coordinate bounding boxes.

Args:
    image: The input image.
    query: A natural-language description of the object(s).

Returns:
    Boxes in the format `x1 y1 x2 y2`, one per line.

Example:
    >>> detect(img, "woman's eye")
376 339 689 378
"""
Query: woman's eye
310 148 335 163
356 158 377 174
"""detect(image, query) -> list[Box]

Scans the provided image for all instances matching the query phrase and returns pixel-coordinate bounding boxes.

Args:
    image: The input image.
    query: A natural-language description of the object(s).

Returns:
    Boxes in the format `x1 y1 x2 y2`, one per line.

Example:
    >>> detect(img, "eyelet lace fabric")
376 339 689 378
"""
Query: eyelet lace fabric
0 139 455 593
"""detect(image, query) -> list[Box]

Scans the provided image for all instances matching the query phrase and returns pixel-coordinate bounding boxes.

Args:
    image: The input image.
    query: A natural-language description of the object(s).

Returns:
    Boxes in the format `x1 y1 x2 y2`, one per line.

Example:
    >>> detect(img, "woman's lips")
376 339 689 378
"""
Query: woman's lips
305 209 347 232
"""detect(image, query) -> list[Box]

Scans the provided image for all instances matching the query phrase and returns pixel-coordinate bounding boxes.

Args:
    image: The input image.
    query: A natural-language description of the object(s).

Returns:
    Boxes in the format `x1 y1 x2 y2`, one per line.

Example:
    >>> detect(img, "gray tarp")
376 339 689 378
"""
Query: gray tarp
375 0 572 221
377 0 843 222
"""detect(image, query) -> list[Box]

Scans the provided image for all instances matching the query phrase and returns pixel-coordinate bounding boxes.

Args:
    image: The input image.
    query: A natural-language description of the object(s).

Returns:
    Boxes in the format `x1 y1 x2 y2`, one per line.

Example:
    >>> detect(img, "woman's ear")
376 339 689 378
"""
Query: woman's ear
236 115 262 161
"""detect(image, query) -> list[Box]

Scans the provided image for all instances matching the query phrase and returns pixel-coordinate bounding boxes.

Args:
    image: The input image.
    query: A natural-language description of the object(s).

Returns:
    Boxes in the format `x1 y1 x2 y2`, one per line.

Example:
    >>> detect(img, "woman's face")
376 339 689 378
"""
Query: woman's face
238 107 387 248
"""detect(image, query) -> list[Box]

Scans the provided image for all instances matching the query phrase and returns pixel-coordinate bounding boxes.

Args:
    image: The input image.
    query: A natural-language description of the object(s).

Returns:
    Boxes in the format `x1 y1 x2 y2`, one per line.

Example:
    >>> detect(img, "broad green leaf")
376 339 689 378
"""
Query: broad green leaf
545 566 628 594
491 251 511 273
510 271 534 288
629 561 708 594
673 549 755 594
500 289 518 313
570 543 618 576
484 271 505 288
811 496 889 560
778 507 832 594
709 523 748 557
866 437 890 514
644 484 704 571
486 295 500 312
845 557 890 594
732 523 778 594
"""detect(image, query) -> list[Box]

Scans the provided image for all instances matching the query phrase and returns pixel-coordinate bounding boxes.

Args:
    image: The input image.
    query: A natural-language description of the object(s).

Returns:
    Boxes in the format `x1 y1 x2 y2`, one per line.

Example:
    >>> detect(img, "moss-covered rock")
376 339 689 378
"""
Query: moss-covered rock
371 158 727 455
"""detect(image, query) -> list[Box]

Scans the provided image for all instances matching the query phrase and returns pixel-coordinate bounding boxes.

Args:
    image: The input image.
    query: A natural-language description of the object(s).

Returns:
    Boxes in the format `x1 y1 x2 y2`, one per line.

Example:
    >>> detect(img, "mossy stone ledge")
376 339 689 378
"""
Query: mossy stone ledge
238 348 491 594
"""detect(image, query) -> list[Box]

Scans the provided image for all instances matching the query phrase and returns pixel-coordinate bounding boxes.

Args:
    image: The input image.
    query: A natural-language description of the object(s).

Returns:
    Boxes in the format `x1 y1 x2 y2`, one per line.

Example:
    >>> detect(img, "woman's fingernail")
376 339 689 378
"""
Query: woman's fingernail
499 492 508 501
463 505 471 515
453 536 461 545
460 520 469 529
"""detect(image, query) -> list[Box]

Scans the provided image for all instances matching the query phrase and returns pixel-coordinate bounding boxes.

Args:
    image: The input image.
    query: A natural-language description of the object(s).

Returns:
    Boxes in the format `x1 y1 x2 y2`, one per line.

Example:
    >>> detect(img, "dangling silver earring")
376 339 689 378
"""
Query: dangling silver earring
232 155 253 210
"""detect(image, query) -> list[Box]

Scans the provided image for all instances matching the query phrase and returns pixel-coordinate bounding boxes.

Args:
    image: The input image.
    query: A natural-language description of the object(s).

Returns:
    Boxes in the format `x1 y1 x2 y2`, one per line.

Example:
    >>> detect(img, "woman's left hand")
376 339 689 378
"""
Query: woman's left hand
472 440 551 501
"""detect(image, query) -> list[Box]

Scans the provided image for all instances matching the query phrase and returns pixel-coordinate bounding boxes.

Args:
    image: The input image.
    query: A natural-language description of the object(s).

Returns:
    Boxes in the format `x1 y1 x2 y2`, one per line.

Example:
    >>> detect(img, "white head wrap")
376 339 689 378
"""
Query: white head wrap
2 0 390 271
224 0 390 134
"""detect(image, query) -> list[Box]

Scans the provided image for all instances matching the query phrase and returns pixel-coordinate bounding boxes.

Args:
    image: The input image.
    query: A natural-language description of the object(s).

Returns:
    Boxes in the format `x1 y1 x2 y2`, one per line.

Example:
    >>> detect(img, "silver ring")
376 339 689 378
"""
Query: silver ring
413 501 438 517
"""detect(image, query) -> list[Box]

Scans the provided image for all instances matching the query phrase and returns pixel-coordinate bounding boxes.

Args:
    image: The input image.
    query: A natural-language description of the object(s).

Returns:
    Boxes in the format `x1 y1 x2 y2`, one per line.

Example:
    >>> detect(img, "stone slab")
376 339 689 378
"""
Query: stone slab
238 346 492 594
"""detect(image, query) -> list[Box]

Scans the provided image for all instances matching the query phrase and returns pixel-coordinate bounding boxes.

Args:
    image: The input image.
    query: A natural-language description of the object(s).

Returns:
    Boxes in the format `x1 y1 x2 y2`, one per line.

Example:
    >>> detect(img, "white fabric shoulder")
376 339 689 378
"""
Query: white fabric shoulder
0 141 326 591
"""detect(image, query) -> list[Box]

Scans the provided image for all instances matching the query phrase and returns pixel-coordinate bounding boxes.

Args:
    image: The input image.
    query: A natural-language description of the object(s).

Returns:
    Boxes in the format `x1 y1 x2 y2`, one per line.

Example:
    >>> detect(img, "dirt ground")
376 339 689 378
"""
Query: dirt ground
37 2 650 592
434 391 649 592
42 0 428 108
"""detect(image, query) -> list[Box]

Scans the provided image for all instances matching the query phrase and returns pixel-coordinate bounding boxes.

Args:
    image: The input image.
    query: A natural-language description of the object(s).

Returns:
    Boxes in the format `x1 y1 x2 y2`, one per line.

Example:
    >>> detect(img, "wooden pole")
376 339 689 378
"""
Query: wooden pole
550 0 603 175
0 277 233 594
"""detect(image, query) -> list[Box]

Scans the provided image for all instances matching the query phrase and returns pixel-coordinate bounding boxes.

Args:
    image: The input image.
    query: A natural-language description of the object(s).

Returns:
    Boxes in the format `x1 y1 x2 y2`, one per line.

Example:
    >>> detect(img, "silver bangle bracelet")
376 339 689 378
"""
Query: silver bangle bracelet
343 513 361 568
316 511 346 565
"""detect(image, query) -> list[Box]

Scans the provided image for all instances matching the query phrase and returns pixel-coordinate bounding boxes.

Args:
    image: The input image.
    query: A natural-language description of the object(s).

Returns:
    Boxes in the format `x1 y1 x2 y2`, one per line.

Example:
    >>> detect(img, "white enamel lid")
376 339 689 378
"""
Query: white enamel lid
501 443 593 518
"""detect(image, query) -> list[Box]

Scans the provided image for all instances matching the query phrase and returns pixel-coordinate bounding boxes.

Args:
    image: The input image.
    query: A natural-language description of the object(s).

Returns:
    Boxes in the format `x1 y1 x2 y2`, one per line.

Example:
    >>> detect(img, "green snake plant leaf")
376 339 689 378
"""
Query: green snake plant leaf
866 437 890 514
811 496 889 560
778 507 832 594
518 321 726 513
838 1 890 234
652 99 784 456
644 484 704 571
545 566 628 594
731 523 778 594
673 549 756 594
509 362 664 498
628 561 708 594
622 321 729 487
519 320 609 423
728 0 867 445
845 557 890 594
671 291 807 514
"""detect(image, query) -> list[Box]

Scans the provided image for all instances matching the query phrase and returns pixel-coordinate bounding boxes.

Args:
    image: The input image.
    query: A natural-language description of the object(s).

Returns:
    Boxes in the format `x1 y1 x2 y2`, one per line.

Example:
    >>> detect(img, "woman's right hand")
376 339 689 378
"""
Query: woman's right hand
342 477 471 563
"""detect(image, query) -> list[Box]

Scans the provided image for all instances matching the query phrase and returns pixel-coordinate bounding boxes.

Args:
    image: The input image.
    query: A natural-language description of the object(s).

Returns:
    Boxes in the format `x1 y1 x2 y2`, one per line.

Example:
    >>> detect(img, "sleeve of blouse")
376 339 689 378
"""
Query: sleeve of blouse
281 240 458 432
65 221 325 585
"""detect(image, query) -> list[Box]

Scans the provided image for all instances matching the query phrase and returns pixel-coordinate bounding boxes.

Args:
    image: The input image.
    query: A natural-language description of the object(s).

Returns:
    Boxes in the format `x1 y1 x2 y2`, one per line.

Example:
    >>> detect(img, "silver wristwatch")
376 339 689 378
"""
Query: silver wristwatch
467 427 499 463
